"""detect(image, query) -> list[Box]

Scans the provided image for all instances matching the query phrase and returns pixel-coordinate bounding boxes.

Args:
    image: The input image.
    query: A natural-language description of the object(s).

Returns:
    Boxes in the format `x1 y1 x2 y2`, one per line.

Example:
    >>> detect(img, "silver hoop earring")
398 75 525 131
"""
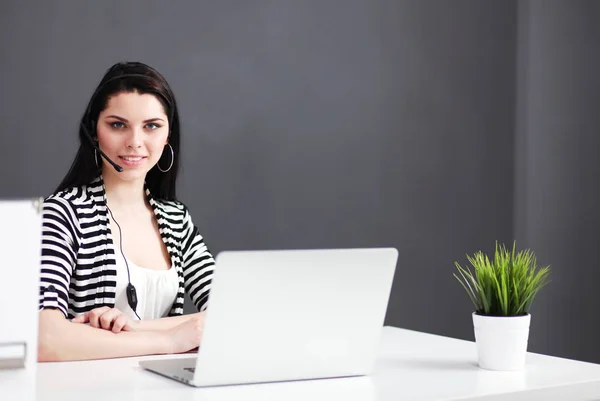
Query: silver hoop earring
94 149 101 168
157 143 174 173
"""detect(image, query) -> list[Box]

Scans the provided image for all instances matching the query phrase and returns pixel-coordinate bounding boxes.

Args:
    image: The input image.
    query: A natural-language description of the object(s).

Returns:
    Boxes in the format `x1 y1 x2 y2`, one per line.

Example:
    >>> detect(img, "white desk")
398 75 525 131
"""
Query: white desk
2 326 600 400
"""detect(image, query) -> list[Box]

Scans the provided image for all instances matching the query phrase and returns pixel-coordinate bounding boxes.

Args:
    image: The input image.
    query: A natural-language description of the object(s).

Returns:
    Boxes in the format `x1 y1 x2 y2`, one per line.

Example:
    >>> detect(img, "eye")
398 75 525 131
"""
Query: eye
110 121 125 129
145 123 162 130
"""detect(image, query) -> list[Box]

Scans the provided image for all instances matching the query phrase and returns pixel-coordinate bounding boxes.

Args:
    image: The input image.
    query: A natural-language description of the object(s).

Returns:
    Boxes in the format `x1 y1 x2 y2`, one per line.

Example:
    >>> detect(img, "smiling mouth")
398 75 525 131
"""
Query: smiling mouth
119 156 146 162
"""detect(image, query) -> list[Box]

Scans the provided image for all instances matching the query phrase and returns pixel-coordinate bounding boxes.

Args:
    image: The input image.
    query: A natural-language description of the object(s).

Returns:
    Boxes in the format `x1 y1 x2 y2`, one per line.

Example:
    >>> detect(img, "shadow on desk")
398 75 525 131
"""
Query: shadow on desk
385 358 480 371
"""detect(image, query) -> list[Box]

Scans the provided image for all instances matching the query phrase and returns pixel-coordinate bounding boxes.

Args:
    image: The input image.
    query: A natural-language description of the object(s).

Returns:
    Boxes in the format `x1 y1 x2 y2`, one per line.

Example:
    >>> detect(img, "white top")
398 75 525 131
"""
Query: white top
114 256 179 320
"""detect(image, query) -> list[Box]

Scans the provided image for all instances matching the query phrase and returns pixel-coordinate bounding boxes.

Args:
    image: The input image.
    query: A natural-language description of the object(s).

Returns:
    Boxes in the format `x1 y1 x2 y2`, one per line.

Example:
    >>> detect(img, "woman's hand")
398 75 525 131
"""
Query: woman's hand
163 315 205 354
71 307 138 333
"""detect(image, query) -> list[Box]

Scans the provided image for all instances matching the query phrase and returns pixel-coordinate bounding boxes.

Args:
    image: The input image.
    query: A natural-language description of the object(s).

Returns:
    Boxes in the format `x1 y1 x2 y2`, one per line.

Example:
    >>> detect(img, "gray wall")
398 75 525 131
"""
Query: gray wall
515 0 600 363
1 1 596 362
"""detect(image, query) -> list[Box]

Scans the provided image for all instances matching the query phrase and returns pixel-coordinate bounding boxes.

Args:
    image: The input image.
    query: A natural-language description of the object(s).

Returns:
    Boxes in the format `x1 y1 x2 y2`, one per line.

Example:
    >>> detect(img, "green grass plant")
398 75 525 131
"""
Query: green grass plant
454 242 550 316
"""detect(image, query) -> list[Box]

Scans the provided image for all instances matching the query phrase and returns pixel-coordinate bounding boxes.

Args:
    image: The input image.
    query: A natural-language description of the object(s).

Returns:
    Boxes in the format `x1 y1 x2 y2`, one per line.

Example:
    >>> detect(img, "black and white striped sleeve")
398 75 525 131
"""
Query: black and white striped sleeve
39 197 79 318
180 207 214 312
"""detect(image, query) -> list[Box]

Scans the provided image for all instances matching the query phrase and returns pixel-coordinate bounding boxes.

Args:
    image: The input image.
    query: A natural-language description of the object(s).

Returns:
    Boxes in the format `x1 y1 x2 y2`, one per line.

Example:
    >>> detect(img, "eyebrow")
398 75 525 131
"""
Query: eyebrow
105 115 165 123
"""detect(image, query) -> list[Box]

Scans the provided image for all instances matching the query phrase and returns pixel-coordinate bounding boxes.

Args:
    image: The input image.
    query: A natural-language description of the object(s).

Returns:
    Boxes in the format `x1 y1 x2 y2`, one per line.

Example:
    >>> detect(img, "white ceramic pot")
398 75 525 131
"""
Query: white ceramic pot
472 312 531 371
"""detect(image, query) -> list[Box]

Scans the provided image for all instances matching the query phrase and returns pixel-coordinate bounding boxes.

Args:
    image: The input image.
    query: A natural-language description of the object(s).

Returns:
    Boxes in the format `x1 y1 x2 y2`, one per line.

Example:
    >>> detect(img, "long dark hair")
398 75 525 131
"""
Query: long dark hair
55 61 181 200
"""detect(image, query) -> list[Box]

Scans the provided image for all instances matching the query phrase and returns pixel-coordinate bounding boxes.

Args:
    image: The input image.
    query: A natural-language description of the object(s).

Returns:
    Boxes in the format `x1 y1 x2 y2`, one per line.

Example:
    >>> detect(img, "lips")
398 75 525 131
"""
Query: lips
120 156 146 162
118 156 147 167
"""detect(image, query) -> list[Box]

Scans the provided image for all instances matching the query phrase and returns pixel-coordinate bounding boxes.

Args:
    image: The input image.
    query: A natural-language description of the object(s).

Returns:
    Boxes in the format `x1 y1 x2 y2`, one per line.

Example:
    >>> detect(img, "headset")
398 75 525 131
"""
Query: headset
81 72 175 320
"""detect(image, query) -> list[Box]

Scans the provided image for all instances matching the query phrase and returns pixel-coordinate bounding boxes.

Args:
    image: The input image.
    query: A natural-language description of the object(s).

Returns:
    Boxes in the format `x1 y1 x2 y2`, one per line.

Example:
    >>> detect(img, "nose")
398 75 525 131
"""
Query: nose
126 127 143 148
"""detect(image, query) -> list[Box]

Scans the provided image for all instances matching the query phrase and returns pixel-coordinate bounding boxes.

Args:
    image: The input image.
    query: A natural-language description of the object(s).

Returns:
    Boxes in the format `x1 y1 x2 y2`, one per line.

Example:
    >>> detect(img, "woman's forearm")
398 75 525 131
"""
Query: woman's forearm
135 311 204 332
38 310 171 362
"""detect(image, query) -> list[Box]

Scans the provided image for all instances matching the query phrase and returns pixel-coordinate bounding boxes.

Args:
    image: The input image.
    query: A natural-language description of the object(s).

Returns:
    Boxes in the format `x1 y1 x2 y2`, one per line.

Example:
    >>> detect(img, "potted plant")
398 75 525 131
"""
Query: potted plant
454 242 550 371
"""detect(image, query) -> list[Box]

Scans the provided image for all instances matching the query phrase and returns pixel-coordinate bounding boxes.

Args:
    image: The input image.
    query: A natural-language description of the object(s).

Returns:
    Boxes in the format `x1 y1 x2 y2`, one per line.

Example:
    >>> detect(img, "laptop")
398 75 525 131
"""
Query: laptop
0 198 43 370
139 247 398 387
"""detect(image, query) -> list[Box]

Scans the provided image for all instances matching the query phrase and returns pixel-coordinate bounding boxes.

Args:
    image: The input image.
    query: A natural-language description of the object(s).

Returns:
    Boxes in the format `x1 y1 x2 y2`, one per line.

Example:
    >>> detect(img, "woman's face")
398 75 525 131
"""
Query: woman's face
96 91 170 184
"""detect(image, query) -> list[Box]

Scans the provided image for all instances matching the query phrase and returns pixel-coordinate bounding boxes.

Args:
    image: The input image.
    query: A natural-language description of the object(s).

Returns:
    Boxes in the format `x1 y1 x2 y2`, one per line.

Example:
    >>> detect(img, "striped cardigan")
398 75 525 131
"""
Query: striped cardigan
39 176 214 319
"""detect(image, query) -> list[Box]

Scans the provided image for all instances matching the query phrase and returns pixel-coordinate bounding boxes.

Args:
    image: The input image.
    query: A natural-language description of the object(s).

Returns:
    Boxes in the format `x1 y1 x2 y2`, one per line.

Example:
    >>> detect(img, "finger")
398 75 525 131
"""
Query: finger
112 315 128 334
189 316 204 330
71 312 89 323
99 308 121 330
88 306 110 328
189 318 204 345
123 319 137 332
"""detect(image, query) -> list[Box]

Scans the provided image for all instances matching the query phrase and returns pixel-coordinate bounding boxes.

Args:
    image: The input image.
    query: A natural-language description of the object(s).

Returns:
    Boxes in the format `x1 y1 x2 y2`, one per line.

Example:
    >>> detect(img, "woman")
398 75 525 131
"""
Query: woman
38 62 214 361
